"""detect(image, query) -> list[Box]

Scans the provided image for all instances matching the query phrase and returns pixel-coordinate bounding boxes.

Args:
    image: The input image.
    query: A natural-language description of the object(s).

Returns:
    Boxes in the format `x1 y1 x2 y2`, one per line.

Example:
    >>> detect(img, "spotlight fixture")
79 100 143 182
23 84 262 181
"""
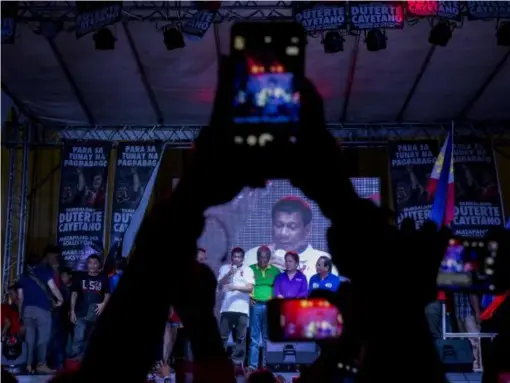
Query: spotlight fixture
365 29 386 52
429 21 452 47
322 31 345 53
93 28 116 50
163 27 185 50
497 22 510 46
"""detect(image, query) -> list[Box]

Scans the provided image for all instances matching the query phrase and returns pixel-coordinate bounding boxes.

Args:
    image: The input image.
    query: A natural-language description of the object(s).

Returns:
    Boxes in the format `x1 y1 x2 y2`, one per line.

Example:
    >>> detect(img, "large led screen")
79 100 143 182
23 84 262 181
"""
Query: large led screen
174 178 380 279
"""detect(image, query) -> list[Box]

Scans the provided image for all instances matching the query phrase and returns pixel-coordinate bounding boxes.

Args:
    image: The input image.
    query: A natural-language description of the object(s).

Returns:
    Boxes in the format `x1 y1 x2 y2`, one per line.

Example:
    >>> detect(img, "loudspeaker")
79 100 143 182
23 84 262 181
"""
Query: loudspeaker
266 342 318 366
435 339 474 372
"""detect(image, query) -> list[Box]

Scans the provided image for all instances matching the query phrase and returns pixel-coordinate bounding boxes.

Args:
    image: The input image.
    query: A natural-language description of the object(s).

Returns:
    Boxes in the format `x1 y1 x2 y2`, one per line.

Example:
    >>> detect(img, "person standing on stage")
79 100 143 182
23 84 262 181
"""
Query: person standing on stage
244 196 336 282
217 247 254 367
308 256 344 294
69 255 110 360
273 252 308 299
16 257 64 374
109 257 127 293
248 246 280 371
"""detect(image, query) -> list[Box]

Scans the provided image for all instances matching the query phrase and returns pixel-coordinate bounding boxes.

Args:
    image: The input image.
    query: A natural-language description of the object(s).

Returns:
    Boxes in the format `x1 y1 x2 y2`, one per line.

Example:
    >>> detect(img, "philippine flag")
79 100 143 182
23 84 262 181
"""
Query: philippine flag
426 132 455 228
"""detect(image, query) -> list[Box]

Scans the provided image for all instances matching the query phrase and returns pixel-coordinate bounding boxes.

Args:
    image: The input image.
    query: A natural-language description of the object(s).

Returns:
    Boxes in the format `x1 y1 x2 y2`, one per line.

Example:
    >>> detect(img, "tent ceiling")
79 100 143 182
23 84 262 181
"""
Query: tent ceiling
2 3 510 127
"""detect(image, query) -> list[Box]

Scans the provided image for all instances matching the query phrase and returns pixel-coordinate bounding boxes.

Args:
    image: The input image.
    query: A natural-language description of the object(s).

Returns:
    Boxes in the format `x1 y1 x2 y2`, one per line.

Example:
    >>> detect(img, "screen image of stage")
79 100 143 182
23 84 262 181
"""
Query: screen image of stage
173 178 380 270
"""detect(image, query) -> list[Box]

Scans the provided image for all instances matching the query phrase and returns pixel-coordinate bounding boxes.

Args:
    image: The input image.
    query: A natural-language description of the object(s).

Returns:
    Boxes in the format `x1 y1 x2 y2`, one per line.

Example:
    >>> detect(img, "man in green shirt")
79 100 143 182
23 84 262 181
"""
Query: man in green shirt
248 246 281 371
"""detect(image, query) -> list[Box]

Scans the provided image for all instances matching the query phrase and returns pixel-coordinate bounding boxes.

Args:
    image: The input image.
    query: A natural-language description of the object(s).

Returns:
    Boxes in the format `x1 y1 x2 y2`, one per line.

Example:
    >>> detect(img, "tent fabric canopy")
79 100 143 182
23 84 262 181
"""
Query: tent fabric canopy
2 4 510 127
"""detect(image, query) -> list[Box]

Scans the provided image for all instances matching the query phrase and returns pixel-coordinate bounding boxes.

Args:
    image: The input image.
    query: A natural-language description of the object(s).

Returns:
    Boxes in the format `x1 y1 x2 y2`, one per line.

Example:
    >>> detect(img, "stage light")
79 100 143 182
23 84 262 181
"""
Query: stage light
365 29 386 52
251 66 259 74
323 31 345 53
163 27 185 50
93 28 116 50
276 65 283 73
429 21 452 47
497 22 510 46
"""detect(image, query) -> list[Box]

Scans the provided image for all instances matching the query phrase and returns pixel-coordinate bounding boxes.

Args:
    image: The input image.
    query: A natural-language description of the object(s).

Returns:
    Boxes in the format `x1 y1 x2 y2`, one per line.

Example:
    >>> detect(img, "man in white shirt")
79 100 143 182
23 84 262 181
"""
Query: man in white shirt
244 196 337 282
217 247 254 366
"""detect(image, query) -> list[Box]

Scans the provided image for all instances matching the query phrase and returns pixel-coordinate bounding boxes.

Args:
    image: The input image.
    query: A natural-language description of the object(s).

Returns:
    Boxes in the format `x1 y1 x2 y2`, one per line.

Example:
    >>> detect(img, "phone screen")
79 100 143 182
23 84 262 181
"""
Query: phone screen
436 238 498 291
279 298 344 341
231 27 303 125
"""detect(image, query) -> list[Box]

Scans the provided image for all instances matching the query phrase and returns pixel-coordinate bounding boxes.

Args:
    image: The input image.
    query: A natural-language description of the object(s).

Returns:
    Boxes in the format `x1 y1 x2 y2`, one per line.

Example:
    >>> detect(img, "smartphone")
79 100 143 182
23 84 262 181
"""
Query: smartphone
230 22 305 142
267 298 344 342
436 238 498 292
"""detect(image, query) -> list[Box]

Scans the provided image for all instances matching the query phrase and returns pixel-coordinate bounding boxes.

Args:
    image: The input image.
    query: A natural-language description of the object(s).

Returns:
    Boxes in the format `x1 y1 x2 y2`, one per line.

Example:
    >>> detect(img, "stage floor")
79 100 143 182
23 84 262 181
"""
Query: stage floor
14 372 483 383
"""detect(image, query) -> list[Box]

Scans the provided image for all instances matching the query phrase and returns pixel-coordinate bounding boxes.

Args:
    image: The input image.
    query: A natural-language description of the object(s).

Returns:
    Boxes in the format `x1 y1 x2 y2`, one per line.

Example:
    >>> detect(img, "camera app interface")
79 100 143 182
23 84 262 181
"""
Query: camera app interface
232 34 301 124
280 299 343 340
436 238 497 291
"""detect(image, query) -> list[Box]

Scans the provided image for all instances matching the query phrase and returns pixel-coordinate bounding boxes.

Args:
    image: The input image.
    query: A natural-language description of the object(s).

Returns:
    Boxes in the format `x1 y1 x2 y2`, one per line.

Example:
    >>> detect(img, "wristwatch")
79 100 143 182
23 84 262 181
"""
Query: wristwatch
163 376 171 383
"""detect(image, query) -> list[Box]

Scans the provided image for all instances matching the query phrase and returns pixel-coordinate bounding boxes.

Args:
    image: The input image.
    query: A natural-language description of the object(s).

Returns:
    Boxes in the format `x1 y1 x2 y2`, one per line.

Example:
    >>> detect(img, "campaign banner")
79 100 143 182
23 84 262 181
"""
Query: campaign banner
1 2 18 44
453 139 505 238
407 1 462 20
293 2 347 32
110 142 162 252
75 1 123 38
467 1 510 20
389 140 439 229
181 2 220 39
349 2 404 30
57 142 112 270
121 147 165 259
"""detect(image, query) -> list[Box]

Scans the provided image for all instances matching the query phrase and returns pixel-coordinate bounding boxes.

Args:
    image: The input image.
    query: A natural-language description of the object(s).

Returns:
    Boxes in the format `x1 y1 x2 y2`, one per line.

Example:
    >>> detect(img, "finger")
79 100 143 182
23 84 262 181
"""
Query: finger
420 220 439 236
400 218 417 234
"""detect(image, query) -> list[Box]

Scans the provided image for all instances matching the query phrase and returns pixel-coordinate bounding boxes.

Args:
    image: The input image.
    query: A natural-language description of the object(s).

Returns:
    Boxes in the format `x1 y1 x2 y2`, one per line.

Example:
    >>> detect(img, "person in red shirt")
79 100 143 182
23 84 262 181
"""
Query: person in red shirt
163 307 182 364
1 304 21 337
2 286 22 338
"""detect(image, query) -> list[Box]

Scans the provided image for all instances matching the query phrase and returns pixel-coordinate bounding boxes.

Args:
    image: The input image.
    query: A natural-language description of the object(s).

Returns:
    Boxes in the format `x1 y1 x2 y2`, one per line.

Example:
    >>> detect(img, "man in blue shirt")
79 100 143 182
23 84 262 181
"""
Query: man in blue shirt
109 257 127 292
17 260 64 374
308 256 342 294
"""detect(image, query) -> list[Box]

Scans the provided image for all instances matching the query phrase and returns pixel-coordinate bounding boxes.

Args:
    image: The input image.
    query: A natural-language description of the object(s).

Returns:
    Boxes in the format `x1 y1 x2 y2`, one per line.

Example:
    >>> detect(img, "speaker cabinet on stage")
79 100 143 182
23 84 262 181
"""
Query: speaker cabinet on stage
435 339 474 372
266 341 318 369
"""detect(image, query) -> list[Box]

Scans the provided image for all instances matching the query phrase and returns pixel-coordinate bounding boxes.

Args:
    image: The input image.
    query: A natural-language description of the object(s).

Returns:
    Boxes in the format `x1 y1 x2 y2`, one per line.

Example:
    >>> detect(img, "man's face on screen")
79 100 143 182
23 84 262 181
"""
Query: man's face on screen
272 211 309 252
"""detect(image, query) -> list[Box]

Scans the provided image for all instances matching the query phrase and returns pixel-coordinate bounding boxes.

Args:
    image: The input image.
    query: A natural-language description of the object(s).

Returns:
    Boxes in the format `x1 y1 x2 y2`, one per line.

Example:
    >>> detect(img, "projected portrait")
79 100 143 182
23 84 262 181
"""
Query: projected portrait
192 179 380 281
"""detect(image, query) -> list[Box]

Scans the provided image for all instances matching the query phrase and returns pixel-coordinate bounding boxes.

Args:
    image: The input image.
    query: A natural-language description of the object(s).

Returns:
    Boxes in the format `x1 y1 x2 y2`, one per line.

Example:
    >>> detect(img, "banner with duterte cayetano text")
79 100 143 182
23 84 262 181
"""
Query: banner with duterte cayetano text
57 142 112 270
109 142 162 253
389 140 439 229
452 138 505 238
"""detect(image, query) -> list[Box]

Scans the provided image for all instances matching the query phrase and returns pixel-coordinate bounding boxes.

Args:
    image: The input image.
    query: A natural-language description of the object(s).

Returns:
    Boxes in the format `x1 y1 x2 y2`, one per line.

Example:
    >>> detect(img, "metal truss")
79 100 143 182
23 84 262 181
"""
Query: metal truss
16 1 295 25
2 123 31 289
2 121 509 148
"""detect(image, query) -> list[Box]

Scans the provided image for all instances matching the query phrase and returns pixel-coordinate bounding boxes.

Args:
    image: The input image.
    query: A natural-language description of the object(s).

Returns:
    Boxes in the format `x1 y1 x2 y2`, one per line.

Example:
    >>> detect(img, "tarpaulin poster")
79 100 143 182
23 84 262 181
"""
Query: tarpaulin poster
110 142 162 252
389 140 439 229
349 2 404 29
467 1 510 20
75 1 123 38
293 2 347 32
452 139 505 238
407 1 462 20
181 1 220 39
57 142 112 270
